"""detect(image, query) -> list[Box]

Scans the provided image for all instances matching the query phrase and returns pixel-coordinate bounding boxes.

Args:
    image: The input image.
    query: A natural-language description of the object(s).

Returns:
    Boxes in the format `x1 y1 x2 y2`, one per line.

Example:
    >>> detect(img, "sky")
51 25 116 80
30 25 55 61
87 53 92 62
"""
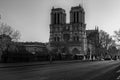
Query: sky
0 0 120 42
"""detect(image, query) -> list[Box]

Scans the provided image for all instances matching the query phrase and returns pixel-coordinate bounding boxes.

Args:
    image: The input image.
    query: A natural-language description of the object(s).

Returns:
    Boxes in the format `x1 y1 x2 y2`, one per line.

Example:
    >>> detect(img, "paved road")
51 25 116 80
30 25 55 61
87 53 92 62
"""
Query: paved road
0 61 119 80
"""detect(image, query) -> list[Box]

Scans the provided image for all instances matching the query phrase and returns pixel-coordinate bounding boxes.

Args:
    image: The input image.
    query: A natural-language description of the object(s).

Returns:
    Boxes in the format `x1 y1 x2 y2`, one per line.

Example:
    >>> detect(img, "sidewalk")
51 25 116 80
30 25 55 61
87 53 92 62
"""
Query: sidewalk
113 66 120 80
0 60 93 68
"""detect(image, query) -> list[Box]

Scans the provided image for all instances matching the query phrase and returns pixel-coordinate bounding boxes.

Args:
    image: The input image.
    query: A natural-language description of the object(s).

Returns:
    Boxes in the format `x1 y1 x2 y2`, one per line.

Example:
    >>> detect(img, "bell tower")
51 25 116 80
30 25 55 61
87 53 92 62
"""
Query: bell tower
69 5 87 55
70 5 85 24
49 7 66 45
50 7 66 25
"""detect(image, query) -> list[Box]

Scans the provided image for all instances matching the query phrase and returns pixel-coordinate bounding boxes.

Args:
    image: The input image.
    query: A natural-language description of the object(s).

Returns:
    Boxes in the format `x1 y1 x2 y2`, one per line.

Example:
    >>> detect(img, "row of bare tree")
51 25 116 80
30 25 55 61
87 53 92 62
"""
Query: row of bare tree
95 29 120 59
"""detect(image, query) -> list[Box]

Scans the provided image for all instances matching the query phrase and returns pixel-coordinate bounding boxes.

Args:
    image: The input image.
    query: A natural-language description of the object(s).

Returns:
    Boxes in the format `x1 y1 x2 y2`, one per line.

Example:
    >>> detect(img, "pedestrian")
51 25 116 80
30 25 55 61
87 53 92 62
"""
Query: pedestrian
49 50 53 64
50 55 53 64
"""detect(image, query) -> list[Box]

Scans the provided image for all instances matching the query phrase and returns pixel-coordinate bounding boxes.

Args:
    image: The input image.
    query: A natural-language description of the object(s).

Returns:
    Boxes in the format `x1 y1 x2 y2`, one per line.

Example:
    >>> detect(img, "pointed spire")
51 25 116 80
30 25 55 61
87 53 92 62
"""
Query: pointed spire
95 26 99 31
0 14 1 19
52 6 54 9
95 26 97 30
97 26 99 31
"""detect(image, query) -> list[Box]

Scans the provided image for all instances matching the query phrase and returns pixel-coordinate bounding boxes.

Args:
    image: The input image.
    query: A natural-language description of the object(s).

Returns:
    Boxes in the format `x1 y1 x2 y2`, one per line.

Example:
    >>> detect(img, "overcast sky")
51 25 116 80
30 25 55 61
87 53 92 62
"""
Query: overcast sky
0 0 120 42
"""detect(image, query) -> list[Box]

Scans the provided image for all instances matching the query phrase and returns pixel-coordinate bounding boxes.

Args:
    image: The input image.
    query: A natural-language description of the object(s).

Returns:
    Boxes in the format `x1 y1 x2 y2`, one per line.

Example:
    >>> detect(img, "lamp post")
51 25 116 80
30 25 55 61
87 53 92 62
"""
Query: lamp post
46 43 53 63
88 40 92 60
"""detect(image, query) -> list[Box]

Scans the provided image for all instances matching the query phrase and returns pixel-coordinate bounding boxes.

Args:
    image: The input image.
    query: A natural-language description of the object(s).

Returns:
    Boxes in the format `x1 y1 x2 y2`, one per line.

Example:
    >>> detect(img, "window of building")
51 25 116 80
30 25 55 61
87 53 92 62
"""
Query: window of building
77 12 79 23
73 36 79 41
57 37 60 42
54 13 56 24
74 12 75 23
54 37 60 42
63 34 70 41
58 13 60 24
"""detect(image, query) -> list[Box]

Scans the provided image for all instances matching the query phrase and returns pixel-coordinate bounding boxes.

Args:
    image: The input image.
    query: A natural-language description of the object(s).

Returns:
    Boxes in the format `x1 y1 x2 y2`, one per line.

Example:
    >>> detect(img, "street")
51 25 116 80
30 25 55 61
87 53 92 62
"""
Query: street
0 61 119 80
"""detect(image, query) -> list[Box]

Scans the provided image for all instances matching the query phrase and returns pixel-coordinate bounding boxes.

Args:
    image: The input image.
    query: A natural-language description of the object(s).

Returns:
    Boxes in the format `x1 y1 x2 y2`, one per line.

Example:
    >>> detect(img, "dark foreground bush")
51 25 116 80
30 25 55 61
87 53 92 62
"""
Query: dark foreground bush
1 51 34 63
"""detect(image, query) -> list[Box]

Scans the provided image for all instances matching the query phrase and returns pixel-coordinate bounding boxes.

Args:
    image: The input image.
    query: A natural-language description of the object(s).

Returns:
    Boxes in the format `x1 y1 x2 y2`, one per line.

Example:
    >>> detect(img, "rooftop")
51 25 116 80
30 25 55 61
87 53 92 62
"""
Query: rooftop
52 7 65 13
71 5 84 11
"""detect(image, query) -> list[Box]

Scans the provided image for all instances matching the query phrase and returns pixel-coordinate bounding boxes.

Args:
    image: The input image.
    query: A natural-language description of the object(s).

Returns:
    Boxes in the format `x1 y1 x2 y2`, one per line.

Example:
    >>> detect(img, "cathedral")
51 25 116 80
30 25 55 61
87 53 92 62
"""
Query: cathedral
49 5 87 58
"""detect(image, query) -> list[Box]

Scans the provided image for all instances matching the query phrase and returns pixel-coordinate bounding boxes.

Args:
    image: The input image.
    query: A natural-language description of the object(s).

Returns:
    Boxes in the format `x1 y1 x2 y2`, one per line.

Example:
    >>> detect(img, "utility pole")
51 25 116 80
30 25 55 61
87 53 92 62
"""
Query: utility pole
0 14 1 19
81 0 86 13
81 0 84 8
81 0 83 8
0 14 1 24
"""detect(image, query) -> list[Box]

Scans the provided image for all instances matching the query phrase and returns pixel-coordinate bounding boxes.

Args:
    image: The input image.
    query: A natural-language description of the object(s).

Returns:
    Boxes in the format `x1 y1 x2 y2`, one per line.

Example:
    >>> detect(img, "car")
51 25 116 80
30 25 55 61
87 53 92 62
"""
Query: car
104 58 111 60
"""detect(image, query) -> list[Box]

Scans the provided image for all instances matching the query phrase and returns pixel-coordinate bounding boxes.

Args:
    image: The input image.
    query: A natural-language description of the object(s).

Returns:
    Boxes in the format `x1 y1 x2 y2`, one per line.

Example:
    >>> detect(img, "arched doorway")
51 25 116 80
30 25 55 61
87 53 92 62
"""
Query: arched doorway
72 48 80 55
72 48 84 60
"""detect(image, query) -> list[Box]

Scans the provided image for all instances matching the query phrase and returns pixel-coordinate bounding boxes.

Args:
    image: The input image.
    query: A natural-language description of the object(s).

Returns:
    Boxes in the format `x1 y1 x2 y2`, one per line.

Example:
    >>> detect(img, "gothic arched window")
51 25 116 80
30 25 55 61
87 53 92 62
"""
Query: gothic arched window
63 34 70 41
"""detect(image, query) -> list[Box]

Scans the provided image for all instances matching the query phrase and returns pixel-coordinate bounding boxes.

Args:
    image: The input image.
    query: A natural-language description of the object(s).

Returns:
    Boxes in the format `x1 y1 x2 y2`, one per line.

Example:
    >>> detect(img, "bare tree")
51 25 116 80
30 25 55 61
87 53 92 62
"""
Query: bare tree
0 23 21 58
96 30 114 58
114 29 120 42
99 30 113 50
0 23 21 41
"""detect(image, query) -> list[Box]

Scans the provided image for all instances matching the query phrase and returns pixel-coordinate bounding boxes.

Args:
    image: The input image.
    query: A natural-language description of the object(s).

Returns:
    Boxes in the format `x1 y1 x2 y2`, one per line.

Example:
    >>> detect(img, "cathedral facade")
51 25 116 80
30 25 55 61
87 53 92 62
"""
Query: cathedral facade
49 5 87 57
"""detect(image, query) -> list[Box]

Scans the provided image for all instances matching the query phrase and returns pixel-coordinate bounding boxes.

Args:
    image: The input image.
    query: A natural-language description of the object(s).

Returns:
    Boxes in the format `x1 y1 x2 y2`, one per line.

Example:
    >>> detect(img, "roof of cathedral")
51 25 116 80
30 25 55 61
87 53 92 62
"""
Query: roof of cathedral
71 5 84 12
52 7 65 12
86 30 97 36
86 29 99 41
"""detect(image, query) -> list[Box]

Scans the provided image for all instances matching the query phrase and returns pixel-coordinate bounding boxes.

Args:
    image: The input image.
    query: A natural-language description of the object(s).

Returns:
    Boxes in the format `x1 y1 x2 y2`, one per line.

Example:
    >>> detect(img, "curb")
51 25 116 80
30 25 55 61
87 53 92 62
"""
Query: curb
0 60 98 68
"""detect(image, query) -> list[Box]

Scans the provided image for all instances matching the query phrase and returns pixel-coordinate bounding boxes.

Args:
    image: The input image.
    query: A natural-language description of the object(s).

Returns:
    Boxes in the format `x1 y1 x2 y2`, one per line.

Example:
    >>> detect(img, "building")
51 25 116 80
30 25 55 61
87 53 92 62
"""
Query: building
18 42 46 54
49 5 87 59
86 27 99 59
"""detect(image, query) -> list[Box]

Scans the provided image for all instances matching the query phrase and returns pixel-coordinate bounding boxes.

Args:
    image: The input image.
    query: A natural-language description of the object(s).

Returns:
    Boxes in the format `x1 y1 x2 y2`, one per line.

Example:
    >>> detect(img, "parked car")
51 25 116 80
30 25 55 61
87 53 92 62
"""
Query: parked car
104 58 111 60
